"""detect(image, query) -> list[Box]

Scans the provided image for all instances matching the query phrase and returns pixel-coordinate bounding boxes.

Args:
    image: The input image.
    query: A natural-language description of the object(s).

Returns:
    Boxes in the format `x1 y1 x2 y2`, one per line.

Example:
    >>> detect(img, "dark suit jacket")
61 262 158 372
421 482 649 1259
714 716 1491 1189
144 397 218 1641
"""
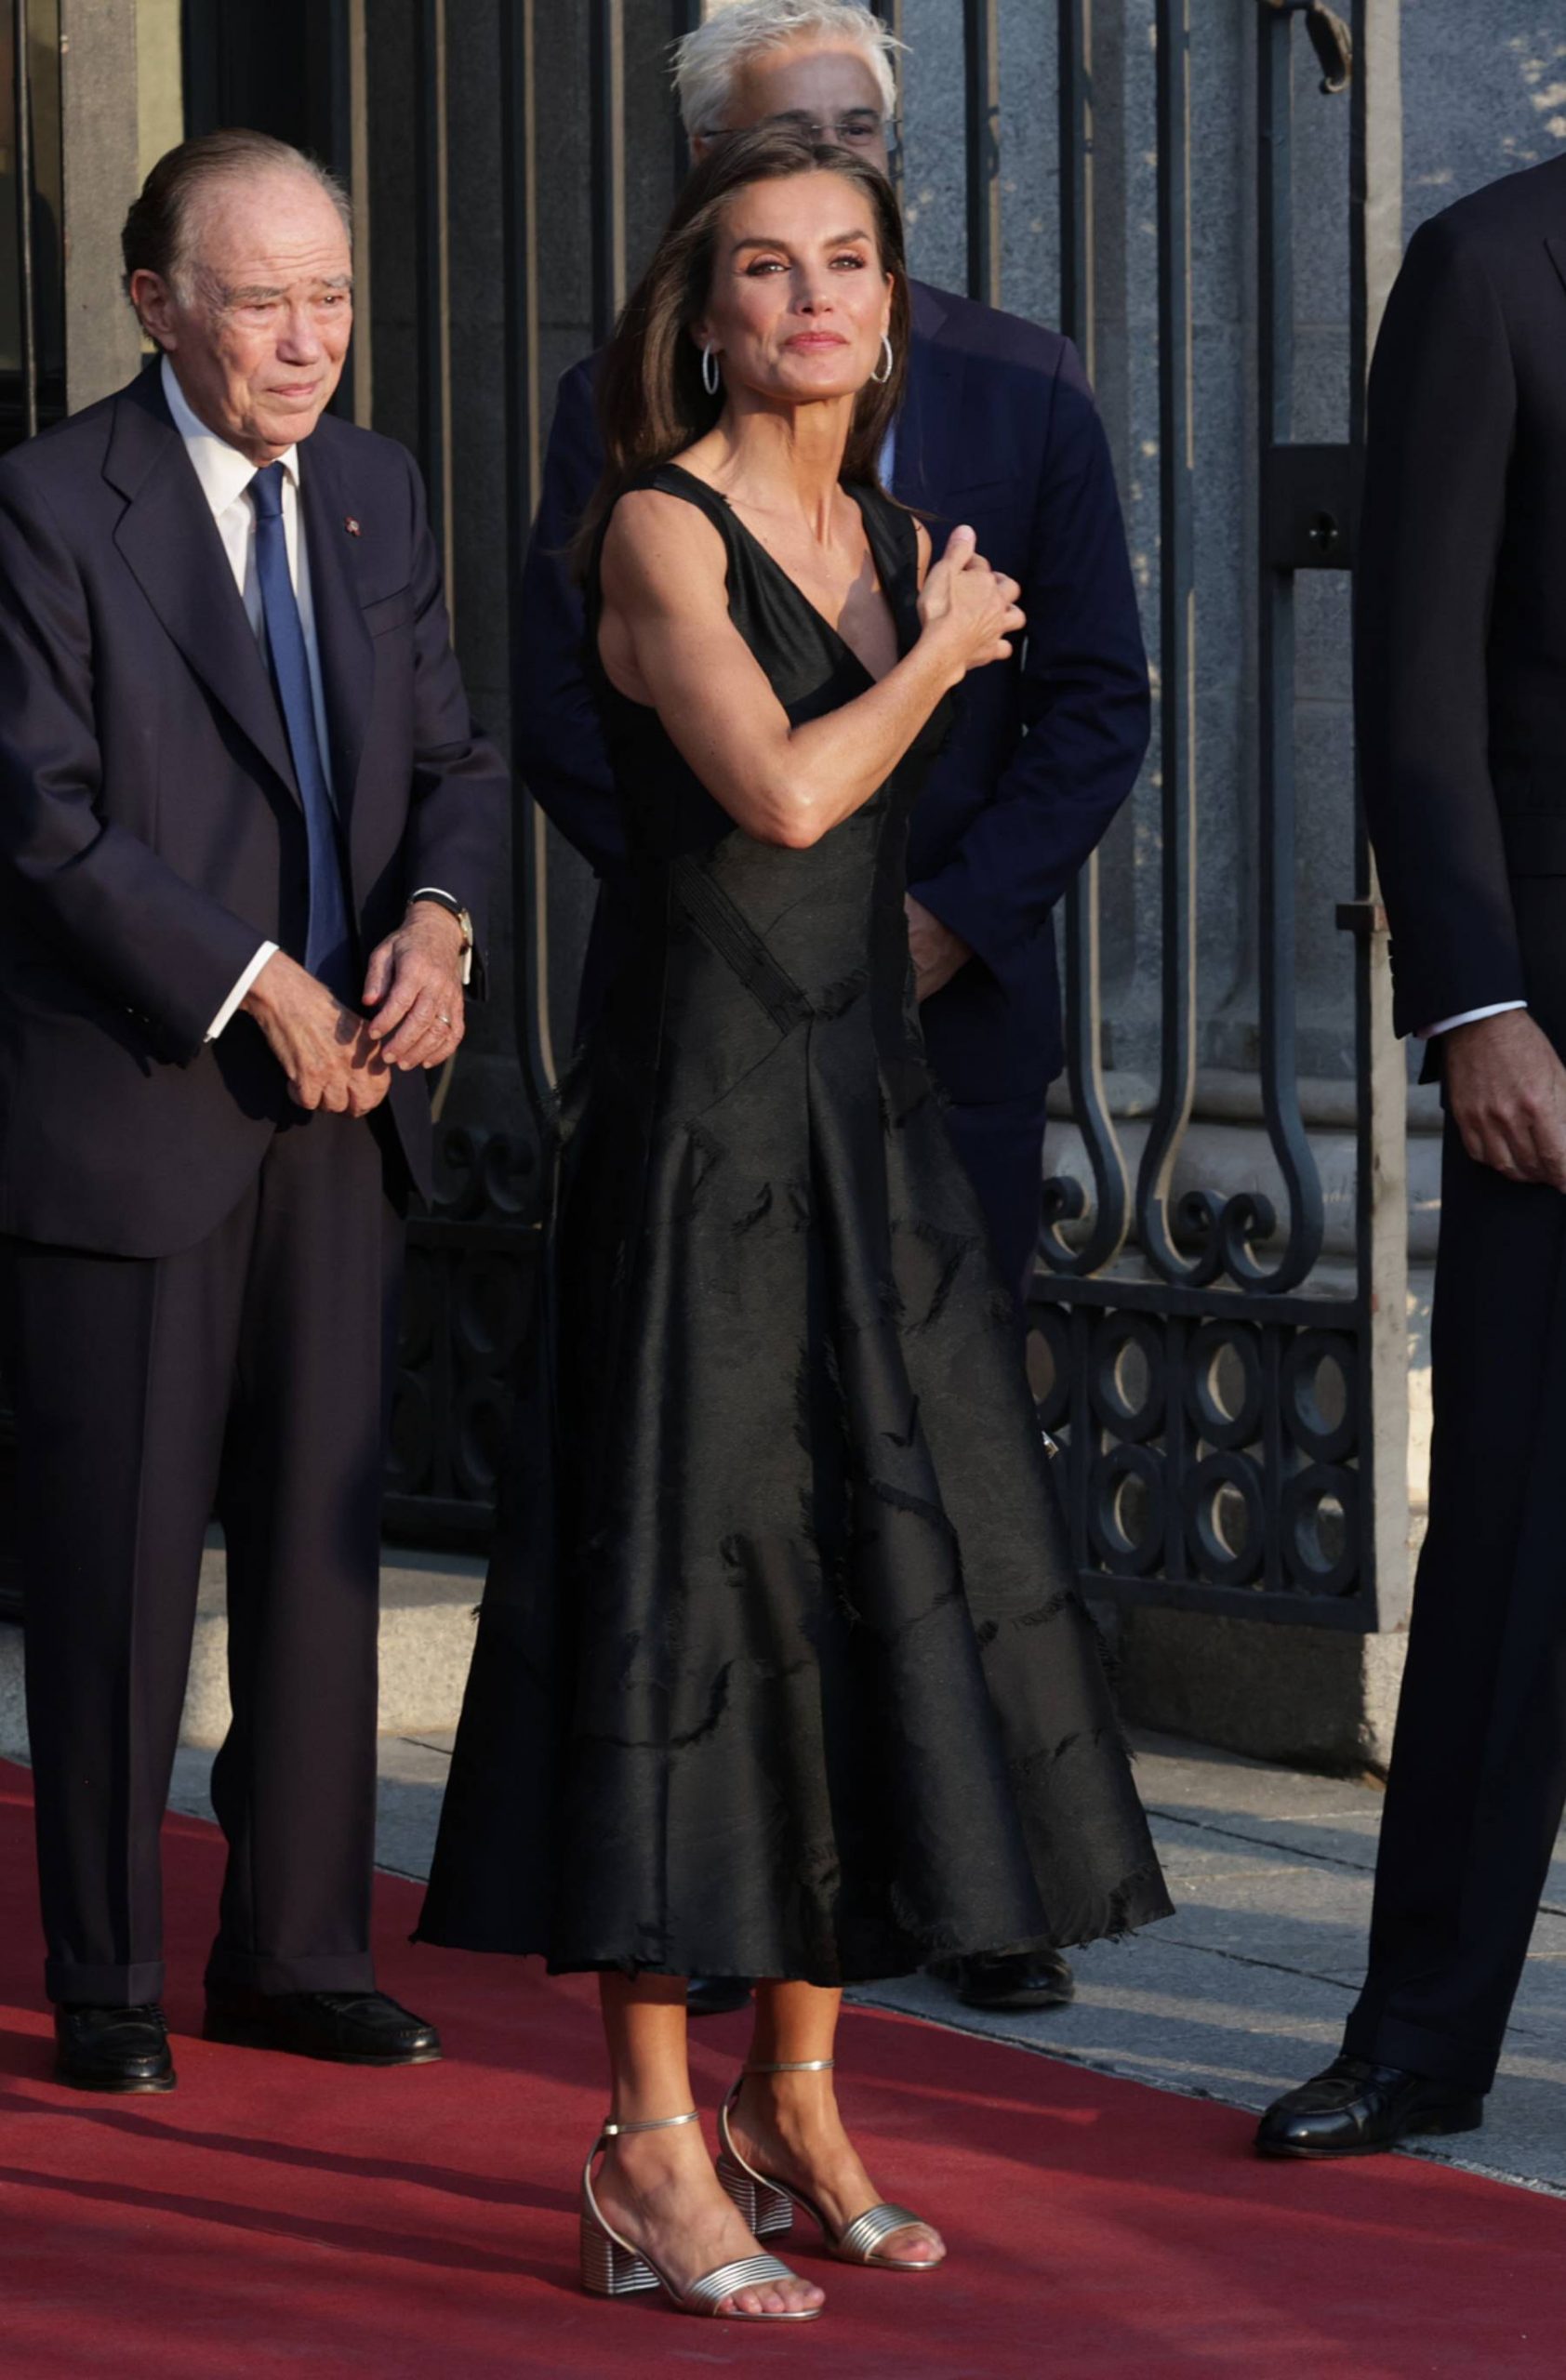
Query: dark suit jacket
0 368 507 1258
1358 152 1566 1046
515 279 1150 1104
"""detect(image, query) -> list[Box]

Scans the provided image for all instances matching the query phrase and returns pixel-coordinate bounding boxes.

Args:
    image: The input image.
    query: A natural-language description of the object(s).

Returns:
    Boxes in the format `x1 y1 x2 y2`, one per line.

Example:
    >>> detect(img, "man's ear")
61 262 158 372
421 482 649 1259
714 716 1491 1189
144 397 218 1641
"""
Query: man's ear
129 268 178 353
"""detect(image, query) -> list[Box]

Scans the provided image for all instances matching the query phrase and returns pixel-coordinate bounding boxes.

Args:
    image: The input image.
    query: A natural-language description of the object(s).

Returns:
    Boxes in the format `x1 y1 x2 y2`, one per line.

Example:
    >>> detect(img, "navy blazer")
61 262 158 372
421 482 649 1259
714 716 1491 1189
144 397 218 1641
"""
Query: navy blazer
0 368 508 1257
515 278 1149 1103
1356 153 1566 1048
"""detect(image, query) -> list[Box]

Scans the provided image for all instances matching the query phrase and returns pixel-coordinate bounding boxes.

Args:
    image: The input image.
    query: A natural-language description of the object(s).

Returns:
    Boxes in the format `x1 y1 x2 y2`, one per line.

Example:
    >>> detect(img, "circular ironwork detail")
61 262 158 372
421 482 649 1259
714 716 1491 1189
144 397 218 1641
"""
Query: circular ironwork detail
1026 1304 1072 1437
1281 1329 1358 1464
452 1378 515 1501
1087 1444 1167 1576
1281 1461 1359 1596
1184 1450 1266 1588
1086 1312 1166 1445
1183 1320 1265 1451
454 1248 531 1366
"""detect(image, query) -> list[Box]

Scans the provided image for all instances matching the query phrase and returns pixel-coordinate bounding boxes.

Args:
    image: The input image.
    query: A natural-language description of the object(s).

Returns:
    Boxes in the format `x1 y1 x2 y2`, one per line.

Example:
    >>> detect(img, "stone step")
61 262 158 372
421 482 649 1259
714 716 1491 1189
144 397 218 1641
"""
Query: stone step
0 1540 483 1764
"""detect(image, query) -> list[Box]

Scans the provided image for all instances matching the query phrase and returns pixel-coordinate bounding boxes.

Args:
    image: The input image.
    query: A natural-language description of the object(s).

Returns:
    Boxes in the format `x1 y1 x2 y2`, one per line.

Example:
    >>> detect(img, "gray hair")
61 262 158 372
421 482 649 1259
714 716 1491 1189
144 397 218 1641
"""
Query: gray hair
673 1 901 139
122 128 352 307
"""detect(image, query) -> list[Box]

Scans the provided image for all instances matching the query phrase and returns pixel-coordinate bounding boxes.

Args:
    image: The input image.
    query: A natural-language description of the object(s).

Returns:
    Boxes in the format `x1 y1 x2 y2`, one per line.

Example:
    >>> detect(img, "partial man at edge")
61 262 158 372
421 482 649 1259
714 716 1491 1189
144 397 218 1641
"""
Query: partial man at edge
1258 148 1566 2161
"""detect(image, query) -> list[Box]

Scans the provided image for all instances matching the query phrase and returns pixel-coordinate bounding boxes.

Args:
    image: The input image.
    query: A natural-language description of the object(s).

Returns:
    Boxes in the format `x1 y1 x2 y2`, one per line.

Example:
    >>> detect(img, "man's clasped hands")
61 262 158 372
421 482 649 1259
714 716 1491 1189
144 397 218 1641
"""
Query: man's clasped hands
241 898 469 1116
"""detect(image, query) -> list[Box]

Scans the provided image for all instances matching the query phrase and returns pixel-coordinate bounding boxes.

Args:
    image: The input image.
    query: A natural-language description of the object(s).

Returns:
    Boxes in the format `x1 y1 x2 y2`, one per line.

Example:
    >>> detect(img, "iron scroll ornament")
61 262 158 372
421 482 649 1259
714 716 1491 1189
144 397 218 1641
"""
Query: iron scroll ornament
1039 853 1133 1276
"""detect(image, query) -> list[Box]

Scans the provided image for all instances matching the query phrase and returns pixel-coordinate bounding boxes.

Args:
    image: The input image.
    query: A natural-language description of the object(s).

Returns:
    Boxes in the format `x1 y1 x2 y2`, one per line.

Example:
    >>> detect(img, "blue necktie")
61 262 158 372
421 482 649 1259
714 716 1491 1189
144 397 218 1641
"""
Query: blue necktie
250 463 354 999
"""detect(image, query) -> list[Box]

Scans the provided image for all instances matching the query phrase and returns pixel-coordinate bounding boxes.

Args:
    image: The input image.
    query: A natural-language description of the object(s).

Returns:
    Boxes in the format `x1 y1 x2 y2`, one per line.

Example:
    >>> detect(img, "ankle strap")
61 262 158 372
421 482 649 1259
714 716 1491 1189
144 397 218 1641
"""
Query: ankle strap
744 2058 835 2075
601 2107 698 2138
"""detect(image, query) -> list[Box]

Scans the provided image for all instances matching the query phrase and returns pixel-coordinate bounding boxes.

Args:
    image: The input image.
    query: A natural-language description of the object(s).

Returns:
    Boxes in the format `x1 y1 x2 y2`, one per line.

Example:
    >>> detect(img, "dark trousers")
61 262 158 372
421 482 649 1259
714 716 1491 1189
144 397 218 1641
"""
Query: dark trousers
0 1111 402 2007
943 1086 1052 1307
1343 1119 1566 2094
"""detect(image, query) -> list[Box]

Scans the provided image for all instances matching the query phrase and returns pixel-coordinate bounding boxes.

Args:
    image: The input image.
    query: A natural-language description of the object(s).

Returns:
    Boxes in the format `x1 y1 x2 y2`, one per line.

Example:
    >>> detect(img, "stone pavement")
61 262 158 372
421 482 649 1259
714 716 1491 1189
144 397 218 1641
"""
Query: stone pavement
158 1728 1566 2199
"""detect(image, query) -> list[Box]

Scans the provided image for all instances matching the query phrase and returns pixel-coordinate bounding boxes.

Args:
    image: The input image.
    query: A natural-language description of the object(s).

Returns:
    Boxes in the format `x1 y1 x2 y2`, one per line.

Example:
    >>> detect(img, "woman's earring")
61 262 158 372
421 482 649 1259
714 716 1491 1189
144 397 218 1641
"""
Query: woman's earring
701 343 721 397
871 333 895 386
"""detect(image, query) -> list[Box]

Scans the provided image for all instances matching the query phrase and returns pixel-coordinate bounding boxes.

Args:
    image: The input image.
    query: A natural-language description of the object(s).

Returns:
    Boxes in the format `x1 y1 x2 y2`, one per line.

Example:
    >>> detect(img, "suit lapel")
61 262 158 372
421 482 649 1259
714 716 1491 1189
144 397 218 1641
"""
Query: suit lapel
894 280 968 521
105 374 300 804
298 425 374 829
1546 232 1566 308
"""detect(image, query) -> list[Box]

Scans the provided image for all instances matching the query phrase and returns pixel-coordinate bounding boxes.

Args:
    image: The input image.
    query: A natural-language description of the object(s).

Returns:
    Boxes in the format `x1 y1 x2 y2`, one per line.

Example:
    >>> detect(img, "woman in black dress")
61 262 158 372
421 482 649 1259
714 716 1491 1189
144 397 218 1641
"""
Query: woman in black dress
419 127 1169 2326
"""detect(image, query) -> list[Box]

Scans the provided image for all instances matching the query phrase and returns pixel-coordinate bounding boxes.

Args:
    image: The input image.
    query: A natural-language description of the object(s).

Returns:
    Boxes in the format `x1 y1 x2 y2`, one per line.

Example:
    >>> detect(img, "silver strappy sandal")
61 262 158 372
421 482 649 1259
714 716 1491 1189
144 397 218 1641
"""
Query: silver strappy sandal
716 2058 946 2271
579 2108 822 2320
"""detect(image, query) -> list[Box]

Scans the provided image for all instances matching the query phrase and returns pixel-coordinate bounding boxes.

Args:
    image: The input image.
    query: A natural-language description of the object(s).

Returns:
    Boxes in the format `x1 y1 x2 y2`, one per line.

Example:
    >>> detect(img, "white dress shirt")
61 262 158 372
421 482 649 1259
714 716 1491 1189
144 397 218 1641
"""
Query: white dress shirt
161 356 325 1038
1421 999 1527 1038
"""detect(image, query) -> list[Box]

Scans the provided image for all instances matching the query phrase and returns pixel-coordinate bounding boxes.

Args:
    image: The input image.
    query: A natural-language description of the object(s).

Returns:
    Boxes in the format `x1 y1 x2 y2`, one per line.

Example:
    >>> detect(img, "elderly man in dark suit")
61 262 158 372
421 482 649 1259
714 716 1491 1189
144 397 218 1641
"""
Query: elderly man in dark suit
518 0 1149 2018
0 129 506 2092
1258 149 1566 2159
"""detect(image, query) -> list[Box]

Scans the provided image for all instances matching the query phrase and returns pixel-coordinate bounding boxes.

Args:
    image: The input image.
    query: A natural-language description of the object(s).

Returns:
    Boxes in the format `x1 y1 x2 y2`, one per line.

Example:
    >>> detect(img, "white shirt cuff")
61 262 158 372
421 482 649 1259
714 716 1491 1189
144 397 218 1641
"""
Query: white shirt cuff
1418 999 1527 1039
206 942 278 1041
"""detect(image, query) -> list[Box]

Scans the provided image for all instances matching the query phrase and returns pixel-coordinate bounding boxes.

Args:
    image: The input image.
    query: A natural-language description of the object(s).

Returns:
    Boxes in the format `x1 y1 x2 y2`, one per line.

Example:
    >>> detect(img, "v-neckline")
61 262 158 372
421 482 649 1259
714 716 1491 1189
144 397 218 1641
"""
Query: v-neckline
658 462 907 687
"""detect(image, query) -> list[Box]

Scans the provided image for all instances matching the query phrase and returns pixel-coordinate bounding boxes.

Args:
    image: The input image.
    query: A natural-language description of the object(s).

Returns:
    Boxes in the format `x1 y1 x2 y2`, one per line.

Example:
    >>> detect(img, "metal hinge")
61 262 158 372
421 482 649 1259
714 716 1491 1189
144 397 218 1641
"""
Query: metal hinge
1260 1 1353 96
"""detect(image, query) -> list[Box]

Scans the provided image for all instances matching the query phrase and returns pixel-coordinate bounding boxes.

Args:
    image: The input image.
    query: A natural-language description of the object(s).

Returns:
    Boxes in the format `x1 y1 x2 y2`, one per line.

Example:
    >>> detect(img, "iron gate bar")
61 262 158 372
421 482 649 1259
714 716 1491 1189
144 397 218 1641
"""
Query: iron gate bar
416 0 451 593
13 0 37 443
1043 0 1134 1279
962 0 1000 310
1244 3 1326 1293
500 0 555 1130
1346 0 1411 1633
1131 0 1199 1283
590 0 626 347
1031 1273 1360 1329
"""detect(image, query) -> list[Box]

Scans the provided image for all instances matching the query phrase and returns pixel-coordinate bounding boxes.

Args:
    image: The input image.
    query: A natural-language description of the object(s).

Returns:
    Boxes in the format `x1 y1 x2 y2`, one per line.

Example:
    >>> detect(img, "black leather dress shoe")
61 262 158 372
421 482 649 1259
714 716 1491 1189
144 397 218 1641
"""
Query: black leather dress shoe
1255 2055 1484 2159
685 1977 755 2018
54 2003 175 2094
203 1988 442 2067
936 1948 1076 2012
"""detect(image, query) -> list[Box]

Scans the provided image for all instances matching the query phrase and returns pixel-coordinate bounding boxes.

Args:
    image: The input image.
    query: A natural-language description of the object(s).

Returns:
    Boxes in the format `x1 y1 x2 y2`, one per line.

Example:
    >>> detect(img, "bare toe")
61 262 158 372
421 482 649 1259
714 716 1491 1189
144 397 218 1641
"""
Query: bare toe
884 2223 945 2266
728 2275 822 2318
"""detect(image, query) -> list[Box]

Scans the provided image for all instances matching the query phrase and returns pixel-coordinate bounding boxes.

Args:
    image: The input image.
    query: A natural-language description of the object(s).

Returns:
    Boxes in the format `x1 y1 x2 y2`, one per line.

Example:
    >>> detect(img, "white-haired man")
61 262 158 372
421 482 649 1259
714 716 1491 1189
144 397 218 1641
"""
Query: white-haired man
516 0 1149 2020
0 130 505 2090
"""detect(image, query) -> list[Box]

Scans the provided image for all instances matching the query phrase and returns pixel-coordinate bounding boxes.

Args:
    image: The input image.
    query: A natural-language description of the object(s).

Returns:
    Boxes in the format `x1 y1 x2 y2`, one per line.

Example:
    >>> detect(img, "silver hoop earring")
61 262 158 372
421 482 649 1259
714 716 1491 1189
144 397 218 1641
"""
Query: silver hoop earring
871 334 895 386
701 343 721 397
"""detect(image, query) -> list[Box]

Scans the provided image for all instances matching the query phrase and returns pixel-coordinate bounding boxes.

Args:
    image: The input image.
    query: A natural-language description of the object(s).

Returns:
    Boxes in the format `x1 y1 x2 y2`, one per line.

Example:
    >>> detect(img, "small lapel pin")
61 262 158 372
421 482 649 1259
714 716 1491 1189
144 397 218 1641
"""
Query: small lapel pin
344 515 362 537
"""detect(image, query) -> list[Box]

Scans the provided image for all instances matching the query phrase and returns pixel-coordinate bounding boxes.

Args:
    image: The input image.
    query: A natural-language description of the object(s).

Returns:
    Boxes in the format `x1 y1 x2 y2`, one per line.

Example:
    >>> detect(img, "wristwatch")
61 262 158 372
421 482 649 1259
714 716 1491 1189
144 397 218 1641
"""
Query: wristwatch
410 886 474 986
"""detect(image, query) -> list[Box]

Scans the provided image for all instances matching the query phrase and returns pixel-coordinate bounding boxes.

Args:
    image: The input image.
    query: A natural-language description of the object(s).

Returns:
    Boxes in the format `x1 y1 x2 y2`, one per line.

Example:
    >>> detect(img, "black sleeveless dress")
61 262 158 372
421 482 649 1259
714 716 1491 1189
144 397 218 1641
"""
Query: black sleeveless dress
418 466 1171 1983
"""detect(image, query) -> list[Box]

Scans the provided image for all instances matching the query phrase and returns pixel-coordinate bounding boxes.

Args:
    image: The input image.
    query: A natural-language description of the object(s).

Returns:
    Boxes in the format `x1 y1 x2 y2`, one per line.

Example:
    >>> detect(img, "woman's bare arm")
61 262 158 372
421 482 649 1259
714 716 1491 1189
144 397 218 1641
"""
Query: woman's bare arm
597 490 1018 850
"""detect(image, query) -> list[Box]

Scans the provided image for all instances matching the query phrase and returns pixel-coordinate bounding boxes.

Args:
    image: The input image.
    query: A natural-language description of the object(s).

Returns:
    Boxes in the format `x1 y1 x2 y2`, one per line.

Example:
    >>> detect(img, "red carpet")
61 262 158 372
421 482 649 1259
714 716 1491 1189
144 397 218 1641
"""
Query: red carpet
1 1761 1563 2378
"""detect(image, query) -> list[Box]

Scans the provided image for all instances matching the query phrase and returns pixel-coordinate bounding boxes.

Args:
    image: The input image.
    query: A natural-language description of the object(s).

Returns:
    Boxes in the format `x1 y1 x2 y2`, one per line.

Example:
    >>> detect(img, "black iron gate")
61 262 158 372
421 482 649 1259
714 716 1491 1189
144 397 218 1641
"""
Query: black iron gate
0 0 1408 1640
1028 0 1408 1636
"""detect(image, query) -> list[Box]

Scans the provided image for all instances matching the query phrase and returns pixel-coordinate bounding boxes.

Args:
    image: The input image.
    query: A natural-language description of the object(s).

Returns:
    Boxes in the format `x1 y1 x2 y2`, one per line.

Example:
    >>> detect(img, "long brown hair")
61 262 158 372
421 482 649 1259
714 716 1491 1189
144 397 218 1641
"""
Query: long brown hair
577 126 910 566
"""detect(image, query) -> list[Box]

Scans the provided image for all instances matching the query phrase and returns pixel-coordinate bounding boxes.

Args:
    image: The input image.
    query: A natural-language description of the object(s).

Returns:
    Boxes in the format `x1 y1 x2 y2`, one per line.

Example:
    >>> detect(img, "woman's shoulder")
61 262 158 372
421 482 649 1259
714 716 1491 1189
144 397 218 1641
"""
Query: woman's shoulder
606 461 732 542
598 475 732 605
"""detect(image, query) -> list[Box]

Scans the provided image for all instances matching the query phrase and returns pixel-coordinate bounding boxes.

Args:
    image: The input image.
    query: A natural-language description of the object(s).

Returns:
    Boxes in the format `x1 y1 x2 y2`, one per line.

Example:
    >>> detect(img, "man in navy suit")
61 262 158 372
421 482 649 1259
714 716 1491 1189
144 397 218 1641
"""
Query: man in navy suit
1258 152 1566 2165
0 131 506 2091
517 0 1149 2016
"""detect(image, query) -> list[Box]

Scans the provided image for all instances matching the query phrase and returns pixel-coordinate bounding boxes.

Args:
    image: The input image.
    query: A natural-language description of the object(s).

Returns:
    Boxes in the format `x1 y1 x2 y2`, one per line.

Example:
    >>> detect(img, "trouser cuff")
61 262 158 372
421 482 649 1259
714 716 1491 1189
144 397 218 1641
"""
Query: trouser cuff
46 1957 166 2007
1342 2006 1497 2096
205 1945 377 1995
